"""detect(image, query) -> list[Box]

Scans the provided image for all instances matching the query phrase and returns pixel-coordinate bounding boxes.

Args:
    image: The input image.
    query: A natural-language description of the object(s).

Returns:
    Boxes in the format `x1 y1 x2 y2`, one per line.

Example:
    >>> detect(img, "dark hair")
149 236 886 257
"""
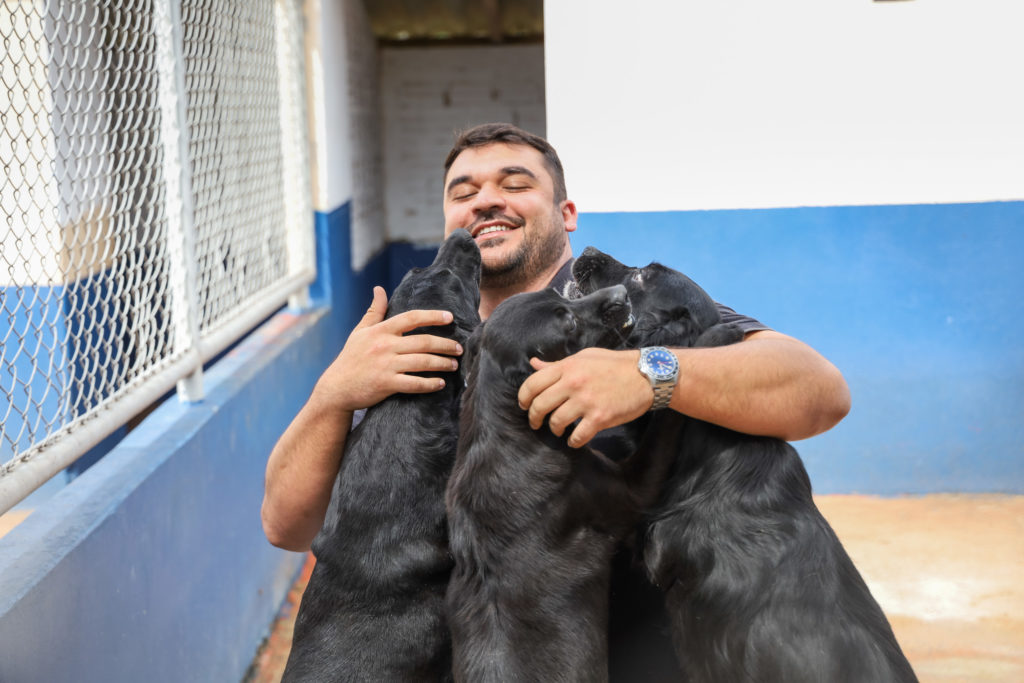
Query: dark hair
444 123 568 204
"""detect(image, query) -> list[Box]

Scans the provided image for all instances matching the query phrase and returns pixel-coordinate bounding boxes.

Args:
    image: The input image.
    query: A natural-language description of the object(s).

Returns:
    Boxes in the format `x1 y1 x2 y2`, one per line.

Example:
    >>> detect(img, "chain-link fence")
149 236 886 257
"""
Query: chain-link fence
0 0 314 514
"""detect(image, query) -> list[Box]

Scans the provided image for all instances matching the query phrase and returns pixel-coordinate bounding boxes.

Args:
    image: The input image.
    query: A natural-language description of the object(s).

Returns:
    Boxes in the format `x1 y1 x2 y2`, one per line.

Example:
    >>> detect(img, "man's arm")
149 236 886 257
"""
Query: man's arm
517 329 850 448
261 286 464 551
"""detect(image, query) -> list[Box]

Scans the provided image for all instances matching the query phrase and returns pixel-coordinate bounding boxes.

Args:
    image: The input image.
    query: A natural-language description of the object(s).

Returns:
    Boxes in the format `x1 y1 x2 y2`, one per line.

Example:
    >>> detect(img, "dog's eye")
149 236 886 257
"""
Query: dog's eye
564 314 577 333
631 271 644 285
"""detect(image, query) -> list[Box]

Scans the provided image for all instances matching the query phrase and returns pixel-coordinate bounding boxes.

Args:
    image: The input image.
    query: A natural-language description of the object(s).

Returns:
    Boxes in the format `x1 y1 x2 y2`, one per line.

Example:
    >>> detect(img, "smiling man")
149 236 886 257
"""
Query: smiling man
261 123 850 677
263 120 849 548
442 133 577 317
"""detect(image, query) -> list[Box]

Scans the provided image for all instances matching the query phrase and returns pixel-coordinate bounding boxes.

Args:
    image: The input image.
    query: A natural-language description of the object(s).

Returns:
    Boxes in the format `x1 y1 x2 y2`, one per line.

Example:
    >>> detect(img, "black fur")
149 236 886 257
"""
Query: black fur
445 286 677 683
573 246 917 683
282 229 481 682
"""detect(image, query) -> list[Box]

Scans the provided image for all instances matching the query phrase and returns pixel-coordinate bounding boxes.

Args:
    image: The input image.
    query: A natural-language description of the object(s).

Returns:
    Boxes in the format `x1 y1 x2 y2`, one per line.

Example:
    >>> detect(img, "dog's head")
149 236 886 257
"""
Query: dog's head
389 228 482 345
474 285 634 384
570 247 721 349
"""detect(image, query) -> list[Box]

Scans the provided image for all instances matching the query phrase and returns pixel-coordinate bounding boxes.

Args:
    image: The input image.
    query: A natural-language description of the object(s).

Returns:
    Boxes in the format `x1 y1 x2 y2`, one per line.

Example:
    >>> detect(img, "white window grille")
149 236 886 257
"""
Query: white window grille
0 0 315 514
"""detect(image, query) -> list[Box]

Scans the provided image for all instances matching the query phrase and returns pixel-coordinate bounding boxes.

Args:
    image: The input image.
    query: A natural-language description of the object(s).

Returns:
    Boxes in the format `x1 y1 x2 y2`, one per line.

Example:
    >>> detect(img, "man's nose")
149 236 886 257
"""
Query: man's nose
471 183 505 212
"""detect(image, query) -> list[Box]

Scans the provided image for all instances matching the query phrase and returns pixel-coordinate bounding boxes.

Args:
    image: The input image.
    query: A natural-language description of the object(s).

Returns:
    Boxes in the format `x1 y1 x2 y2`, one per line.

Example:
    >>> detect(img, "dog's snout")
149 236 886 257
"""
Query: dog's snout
596 284 628 314
606 284 627 306
436 229 482 278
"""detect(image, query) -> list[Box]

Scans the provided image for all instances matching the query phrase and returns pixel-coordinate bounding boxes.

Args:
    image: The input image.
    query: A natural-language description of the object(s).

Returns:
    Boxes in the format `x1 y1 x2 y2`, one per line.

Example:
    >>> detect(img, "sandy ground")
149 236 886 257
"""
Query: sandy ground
245 493 1024 683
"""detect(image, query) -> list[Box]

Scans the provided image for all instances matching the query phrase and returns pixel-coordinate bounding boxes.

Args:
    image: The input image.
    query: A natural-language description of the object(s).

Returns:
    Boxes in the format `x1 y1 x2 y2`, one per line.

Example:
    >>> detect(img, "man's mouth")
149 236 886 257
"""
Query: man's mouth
475 225 512 238
470 215 524 240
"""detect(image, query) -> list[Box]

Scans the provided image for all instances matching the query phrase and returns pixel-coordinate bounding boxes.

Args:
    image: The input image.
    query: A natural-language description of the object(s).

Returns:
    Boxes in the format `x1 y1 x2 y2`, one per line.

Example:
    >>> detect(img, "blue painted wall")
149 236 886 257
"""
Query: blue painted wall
575 201 1024 494
386 201 1023 494
0 285 69 461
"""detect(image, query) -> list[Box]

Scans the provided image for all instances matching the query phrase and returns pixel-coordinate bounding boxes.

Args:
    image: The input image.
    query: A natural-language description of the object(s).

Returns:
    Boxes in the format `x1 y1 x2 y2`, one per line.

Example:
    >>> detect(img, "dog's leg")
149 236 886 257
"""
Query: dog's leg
693 322 745 349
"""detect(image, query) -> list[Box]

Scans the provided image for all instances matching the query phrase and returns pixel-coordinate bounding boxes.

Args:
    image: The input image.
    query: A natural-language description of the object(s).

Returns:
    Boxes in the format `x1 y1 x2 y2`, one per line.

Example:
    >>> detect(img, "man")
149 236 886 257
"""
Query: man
262 123 850 553
263 122 850 677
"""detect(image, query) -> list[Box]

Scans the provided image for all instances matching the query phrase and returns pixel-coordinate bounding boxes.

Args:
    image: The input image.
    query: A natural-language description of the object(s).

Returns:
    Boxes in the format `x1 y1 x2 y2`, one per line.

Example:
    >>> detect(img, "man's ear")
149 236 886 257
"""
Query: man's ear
560 199 578 234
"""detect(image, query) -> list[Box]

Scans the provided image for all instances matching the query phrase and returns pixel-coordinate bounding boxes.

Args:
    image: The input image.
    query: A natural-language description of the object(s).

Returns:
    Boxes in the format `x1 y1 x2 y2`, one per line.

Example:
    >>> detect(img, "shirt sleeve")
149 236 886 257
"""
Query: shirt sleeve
715 302 772 334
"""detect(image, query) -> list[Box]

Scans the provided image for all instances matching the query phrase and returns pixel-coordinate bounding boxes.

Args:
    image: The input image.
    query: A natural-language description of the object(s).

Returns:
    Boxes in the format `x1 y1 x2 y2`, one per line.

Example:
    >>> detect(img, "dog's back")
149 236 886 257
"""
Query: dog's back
573 247 917 683
282 231 480 682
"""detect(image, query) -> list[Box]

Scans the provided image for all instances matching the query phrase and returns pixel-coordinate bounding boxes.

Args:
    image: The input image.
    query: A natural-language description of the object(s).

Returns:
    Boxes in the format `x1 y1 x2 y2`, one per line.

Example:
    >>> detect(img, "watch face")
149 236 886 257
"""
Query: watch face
644 347 677 380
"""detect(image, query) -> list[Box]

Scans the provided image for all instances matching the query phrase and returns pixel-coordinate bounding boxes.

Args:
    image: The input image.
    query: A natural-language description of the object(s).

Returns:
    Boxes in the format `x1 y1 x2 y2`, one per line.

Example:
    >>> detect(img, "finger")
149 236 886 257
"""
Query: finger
391 374 447 394
566 418 598 449
547 402 584 438
393 353 460 374
354 286 388 330
384 308 454 334
527 384 572 431
518 363 561 410
395 333 464 357
529 357 551 371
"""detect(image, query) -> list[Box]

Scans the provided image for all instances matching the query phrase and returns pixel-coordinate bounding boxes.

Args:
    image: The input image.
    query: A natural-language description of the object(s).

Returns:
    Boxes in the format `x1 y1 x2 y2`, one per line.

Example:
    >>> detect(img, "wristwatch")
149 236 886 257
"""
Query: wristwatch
638 346 679 411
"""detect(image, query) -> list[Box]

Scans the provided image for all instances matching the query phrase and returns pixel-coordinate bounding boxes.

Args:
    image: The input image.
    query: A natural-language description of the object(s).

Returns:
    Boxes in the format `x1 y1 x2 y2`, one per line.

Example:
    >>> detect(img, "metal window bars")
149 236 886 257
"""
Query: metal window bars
0 0 314 514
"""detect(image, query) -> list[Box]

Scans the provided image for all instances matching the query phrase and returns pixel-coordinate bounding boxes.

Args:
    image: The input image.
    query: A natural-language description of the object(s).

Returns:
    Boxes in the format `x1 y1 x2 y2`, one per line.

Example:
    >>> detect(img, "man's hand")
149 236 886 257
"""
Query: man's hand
313 286 465 412
517 348 653 448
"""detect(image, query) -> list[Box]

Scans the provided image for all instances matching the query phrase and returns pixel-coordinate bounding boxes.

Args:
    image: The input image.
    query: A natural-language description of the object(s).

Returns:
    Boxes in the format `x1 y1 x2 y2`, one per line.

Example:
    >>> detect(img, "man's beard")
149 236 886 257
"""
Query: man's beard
478 211 566 290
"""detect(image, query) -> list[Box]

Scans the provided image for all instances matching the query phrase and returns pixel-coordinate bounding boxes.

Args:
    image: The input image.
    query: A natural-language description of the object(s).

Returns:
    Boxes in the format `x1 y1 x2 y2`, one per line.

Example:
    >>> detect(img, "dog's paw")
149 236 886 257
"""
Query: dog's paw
694 323 745 348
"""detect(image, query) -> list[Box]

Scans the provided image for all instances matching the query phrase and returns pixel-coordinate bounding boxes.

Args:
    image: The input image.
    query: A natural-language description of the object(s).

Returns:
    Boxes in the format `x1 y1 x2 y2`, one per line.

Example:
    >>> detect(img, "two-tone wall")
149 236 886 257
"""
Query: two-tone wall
0 1 375 680
3 1 1020 680
545 0 1024 493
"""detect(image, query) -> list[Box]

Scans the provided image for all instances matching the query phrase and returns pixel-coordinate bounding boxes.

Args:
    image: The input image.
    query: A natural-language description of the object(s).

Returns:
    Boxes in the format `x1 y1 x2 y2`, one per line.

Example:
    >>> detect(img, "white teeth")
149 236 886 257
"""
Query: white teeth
476 226 509 236
623 314 635 329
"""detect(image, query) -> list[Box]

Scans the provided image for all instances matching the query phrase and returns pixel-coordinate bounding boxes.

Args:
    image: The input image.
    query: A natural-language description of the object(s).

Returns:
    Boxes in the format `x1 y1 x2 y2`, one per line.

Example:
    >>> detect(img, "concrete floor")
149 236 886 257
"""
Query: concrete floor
246 493 1024 683
816 494 1024 682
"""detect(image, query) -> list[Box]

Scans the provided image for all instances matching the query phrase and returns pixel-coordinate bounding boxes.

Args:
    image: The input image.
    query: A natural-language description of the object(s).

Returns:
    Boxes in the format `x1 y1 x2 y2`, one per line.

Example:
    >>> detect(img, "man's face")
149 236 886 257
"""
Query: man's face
443 143 577 290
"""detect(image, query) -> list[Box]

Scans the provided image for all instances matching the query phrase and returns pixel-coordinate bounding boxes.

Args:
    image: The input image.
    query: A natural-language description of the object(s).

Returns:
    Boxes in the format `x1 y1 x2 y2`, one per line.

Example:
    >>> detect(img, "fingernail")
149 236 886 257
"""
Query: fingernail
455 343 463 354
443 311 453 322
438 379 446 389
451 359 459 370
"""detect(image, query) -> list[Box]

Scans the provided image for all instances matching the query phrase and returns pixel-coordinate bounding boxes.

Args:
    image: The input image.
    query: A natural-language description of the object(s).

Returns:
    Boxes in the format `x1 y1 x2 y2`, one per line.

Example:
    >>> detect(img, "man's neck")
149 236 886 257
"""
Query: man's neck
479 254 573 320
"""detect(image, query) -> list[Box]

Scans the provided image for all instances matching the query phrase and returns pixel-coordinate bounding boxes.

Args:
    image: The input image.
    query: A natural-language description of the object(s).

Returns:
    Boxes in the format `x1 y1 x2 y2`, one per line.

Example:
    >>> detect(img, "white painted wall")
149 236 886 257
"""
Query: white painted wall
307 0 387 269
545 0 1024 212
380 44 546 244
307 0 355 213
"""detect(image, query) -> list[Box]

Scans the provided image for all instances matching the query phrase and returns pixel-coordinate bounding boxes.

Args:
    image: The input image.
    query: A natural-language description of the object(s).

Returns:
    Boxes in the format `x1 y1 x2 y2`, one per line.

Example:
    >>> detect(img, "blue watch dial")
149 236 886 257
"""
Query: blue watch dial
645 348 677 380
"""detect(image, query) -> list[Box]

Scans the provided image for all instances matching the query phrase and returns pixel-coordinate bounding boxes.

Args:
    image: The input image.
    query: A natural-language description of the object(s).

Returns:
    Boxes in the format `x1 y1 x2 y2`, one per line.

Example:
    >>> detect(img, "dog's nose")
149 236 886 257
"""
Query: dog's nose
437 229 482 274
596 285 629 320
602 284 628 308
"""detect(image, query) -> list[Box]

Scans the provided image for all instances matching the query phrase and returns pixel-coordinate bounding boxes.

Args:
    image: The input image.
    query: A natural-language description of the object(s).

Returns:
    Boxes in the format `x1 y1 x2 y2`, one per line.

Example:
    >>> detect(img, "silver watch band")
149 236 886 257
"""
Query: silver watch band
651 382 674 410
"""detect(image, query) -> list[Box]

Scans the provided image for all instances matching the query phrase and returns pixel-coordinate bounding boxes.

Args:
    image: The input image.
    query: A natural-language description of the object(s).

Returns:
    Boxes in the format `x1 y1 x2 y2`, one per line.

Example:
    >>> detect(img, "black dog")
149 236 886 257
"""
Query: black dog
445 285 678 683
573 247 917 683
282 229 481 682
